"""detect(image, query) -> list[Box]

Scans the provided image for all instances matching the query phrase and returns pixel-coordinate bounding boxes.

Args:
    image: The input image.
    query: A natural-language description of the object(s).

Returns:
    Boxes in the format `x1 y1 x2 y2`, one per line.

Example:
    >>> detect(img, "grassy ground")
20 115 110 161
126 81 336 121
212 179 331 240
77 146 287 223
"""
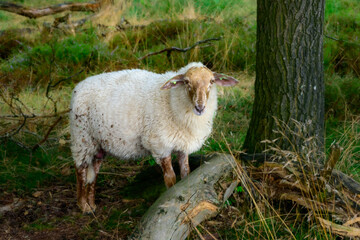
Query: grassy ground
0 0 359 239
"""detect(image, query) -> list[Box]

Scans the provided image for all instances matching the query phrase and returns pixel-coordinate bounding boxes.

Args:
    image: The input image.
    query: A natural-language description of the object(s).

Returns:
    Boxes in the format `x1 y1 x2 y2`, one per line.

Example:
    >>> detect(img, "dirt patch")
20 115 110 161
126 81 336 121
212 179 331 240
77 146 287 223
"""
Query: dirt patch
0 163 161 240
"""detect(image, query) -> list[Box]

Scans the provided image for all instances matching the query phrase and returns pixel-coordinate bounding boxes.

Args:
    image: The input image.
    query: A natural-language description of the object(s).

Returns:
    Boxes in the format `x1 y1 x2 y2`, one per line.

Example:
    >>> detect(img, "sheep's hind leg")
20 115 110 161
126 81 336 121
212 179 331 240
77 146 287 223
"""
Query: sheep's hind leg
75 163 89 213
75 148 105 214
86 156 103 212
177 151 190 179
160 156 176 188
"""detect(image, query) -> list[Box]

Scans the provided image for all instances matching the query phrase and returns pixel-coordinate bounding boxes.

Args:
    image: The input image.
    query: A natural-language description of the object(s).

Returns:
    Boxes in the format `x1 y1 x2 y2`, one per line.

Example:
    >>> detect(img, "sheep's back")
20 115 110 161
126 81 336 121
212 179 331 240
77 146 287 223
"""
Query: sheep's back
70 70 168 159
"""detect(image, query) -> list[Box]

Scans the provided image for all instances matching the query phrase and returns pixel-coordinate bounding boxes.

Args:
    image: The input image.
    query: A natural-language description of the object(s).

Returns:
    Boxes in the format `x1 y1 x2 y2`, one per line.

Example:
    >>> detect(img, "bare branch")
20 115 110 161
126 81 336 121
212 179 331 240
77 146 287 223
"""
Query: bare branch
138 37 222 61
45 43 58 113
0 109 69 120
0 113 27 139
32 117 62 151
325 34 360 47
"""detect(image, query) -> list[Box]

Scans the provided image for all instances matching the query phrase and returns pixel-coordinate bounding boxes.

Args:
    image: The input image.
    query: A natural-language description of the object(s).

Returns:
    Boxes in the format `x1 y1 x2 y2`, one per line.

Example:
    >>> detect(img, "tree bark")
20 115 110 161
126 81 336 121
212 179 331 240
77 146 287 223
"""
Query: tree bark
0 1 104 19
129 154 238 240
243 0 325 162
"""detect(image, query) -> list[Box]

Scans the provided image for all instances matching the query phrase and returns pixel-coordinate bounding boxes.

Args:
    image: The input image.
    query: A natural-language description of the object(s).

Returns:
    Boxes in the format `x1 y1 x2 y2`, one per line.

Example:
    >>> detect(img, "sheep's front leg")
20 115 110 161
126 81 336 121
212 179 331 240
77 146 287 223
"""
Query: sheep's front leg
177 151 190 179
160 156 176 188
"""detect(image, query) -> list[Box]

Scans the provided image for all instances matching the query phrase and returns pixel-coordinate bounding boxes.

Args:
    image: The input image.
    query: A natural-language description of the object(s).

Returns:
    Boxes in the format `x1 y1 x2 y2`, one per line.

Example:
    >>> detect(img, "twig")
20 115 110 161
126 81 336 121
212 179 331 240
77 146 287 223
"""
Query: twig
51 69 85 89
44 50 92 104
325 34 360 47
0 113 27 139
138 37 222 61
9 137 31 150
31 116 62 151
45 43 57 113
0 109 70 120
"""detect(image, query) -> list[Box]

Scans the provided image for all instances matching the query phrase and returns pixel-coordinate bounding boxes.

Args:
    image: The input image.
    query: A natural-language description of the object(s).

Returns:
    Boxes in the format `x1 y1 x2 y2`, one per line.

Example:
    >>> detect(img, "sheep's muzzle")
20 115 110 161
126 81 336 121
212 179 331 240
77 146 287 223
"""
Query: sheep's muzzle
194 104 205 116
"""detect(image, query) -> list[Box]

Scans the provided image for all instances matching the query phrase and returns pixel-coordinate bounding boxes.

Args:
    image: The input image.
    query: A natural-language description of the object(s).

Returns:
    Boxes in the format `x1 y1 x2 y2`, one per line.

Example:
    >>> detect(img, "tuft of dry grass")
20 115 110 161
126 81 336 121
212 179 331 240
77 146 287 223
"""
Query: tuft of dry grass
330 116 360 180
91 0 132 26
196 117 360 239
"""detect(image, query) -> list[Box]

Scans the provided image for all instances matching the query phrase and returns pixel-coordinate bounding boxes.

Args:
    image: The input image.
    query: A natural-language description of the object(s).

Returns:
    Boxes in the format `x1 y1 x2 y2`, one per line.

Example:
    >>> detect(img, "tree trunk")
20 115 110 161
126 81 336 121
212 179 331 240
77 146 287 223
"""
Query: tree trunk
243 0 325 162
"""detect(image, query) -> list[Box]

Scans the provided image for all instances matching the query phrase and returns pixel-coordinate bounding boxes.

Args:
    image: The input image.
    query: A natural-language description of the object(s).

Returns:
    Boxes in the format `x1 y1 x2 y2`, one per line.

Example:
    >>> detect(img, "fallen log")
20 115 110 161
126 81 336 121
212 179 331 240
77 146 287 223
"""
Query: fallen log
318 217 360 238
0 1 104 19
129 153 238 240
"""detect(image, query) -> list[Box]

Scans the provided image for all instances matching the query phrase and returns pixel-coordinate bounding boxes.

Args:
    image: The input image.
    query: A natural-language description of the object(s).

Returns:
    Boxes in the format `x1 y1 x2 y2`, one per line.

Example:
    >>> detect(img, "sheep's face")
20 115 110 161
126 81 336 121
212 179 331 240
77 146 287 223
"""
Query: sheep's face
161 66 239 116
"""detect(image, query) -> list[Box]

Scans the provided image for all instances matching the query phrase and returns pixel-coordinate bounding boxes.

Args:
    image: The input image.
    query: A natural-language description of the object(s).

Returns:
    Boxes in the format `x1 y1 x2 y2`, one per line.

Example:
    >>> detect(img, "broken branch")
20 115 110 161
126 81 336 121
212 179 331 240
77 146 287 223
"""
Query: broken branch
138 37 222 61
321 142 341 181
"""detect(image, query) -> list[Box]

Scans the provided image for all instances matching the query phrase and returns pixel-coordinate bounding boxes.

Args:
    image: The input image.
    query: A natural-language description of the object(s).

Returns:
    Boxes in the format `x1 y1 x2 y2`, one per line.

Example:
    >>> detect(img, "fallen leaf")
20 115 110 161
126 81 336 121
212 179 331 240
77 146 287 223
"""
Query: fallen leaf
32 191 43 198
59 138 66 146
61 166 72 176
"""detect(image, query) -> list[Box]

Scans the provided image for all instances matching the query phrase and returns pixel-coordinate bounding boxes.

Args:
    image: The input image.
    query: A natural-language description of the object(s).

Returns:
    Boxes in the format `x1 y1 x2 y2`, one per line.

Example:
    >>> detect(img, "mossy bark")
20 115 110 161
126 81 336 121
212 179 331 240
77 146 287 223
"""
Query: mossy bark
243 0 325 162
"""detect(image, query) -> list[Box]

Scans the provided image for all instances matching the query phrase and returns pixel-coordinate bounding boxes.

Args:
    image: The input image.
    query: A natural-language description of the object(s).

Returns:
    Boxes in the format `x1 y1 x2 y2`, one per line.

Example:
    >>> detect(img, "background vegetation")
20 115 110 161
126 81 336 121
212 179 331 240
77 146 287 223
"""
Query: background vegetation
0 0 359 239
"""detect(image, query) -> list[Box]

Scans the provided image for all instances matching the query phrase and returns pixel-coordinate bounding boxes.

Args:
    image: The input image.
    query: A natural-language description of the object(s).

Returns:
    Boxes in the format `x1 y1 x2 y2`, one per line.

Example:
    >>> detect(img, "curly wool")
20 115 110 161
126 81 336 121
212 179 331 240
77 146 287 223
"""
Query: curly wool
70 62 217 183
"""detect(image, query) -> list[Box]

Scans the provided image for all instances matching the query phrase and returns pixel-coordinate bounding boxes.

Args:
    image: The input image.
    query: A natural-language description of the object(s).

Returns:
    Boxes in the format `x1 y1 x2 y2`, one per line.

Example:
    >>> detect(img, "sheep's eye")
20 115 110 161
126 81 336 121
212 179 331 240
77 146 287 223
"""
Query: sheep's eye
184 79 189 84
210 79 215 84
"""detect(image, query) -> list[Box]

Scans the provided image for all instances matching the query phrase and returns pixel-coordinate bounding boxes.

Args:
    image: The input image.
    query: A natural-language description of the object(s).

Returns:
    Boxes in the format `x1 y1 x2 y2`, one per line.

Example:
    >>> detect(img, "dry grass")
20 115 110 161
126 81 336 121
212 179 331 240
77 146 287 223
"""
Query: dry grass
91 0 132 26
196 117 360 239
330 116 360 178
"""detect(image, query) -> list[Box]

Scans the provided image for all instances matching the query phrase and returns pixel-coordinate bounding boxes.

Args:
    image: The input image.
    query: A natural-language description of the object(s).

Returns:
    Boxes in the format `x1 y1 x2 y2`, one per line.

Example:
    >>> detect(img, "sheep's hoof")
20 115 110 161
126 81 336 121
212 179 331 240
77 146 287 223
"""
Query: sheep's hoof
83 209 96 215
79 203 96 215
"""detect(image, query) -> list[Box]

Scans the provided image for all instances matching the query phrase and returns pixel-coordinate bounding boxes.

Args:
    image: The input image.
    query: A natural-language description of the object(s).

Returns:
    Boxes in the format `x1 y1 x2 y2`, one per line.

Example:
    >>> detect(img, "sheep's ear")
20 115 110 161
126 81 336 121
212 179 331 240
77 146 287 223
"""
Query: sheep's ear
161 74 186 90
213 73 239 86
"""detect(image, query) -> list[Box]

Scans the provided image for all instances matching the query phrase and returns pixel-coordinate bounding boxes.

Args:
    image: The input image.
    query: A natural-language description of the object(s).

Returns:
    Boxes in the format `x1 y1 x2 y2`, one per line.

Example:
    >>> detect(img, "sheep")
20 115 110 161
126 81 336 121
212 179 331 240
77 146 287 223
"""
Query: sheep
70 62 239 213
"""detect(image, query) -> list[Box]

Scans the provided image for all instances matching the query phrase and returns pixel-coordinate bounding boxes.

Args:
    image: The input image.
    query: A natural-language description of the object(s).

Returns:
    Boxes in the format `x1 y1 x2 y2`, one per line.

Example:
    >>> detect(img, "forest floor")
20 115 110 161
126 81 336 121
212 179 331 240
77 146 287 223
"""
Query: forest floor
0 160 154 239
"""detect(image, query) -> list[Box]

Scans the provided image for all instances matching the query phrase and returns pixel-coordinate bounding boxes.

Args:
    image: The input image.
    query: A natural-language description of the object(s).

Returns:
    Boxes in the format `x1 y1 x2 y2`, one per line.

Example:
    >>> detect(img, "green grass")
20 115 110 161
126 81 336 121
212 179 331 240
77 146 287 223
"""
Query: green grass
0 140 73 193
325 74 360 118
324 0 360 76
24 219 55 231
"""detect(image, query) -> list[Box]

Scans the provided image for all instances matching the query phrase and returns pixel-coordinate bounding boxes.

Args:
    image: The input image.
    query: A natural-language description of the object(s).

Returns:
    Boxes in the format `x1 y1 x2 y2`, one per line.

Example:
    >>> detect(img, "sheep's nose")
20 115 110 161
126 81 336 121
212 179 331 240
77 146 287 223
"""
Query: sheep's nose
195 105 205 112
194 105 205 115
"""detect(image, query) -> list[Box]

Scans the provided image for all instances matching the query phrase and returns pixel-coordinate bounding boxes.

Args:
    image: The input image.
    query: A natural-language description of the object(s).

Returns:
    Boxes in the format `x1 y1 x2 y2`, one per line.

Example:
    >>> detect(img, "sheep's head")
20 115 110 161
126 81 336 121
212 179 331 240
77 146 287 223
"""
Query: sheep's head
161 66 239 116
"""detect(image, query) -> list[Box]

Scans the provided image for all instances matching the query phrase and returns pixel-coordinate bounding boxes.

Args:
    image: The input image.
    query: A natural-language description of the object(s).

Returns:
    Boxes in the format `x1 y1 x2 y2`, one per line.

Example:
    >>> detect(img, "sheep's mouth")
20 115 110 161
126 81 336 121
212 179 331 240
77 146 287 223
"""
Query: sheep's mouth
193 106 205 116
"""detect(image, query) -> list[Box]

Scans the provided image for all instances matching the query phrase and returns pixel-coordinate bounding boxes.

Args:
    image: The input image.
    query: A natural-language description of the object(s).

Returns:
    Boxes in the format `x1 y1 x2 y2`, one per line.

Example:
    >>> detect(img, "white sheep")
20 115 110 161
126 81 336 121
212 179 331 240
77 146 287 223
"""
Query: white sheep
70 62 238 213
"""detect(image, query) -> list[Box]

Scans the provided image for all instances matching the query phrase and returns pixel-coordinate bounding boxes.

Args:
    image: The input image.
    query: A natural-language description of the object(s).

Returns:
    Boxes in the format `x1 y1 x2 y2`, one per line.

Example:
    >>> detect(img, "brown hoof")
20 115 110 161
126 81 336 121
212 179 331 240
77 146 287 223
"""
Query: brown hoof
79 202 96 215
164 173 176 188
